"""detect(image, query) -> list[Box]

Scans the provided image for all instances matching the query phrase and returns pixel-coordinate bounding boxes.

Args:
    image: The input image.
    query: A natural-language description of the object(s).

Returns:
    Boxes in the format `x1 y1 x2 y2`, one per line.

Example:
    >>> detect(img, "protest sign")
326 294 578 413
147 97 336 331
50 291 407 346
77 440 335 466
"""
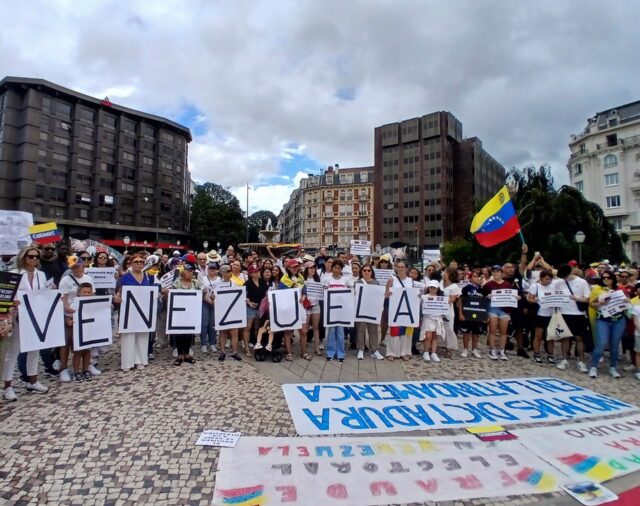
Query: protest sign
118 285 157 333
388 287 420 327
196 430 241 448
599 290 629 318
214 286 247 330
349 239 371 256
354 284 385 324
490 289 518 308
269 288 303 332
167 289 203 334
281 377 635 436
461 295 489 323
18 290 65 352
422 295 449 316
28 221 61 244
516 413 640 484
0 271 22 320
160 271 175 290
422 249 441 263
72 296 113 350
0 210 33 255
304 281 324 302
538 289 570 309
563 482 618 506
373 268 394 284
84 267 116 290
323 288 354 327
213 435 566 506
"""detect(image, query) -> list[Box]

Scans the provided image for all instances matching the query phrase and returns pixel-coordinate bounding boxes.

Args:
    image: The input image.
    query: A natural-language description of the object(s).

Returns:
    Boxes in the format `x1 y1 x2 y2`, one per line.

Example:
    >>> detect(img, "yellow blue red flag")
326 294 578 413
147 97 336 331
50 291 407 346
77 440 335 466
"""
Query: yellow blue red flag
470 187 521 247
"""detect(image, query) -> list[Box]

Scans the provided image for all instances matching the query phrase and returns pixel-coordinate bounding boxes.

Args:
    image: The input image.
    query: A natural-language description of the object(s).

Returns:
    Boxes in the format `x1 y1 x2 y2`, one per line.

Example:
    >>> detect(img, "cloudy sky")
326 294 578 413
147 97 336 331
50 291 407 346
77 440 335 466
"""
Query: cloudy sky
1 0 638 215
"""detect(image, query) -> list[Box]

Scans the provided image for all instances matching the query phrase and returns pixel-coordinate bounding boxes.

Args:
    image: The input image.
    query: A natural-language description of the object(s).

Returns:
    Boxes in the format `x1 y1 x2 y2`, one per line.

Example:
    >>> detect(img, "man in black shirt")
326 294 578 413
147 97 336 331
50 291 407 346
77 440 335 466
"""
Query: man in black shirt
39 242 68 286
502 244 530 358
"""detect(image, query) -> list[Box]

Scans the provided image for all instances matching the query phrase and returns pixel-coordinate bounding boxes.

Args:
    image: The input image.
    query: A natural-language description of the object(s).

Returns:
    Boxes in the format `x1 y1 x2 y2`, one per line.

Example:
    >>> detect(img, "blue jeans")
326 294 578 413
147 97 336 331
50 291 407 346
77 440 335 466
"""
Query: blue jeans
326 326 345 359
591 318 626 368
201 303 217 346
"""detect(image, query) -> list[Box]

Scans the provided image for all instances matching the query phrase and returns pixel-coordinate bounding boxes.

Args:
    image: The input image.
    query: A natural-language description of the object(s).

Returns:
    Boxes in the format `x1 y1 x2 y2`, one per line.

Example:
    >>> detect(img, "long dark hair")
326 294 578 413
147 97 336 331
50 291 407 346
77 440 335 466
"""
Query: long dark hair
303 265 320 282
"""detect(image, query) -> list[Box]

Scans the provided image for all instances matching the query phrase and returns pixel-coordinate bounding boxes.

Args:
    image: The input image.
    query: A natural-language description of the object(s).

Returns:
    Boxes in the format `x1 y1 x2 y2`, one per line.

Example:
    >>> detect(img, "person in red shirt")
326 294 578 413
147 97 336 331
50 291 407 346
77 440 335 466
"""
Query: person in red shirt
482 265 514 361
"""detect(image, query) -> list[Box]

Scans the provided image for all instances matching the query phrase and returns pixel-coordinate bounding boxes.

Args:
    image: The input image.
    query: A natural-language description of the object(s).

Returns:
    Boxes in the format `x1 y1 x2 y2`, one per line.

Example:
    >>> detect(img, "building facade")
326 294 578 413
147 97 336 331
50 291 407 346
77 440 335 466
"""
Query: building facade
568 100 640 260
374 111 505 248
278 166 374 250
0 76 192 249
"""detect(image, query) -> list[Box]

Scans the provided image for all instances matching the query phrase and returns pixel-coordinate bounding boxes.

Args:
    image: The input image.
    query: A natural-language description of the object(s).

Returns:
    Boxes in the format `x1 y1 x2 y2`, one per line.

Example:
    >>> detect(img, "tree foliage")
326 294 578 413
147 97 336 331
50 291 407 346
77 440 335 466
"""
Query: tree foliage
442 165 626 266
190 182 245 250
247 210 278 242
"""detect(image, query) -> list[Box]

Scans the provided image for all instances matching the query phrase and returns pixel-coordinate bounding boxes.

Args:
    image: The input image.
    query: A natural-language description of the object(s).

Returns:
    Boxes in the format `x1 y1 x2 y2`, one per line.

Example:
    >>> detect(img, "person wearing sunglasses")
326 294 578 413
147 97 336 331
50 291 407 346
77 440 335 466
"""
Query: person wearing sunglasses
377 254 393 343
3 246 50 401
355 265 384 360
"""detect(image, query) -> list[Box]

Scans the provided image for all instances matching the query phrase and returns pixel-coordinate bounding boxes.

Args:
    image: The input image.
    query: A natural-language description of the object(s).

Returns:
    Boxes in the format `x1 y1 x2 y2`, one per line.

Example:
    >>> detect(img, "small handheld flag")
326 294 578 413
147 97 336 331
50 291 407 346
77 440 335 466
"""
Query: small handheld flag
470 187 521 247
28 222 62 245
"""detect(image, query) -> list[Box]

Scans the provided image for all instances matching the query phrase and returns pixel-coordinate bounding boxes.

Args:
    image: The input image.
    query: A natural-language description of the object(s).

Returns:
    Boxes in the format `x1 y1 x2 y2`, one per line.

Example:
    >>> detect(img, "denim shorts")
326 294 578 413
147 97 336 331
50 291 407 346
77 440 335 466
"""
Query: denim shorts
488 308 511 320
246 307 258 319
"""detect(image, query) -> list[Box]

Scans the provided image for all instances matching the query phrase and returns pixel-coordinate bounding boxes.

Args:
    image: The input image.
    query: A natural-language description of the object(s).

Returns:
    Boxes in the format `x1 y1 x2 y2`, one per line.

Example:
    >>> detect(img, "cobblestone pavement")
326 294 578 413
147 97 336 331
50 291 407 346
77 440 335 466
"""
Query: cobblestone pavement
1 335 639 505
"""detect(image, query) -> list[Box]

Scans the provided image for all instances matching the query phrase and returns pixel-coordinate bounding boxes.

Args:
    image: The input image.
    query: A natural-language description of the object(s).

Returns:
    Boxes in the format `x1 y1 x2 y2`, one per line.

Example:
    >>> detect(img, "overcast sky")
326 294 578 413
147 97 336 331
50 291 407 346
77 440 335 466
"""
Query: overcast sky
2 0 638 215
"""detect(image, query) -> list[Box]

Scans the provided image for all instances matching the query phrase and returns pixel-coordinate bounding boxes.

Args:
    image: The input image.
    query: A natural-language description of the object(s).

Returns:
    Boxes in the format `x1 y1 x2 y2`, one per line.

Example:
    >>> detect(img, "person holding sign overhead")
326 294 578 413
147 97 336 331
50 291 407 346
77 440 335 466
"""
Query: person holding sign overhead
482 265 515 361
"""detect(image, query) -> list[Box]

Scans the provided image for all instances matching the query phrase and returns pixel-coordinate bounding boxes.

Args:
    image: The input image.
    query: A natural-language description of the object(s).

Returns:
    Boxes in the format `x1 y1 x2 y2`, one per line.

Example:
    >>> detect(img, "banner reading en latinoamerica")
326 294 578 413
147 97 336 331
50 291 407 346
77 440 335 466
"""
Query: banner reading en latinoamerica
213 435 567 506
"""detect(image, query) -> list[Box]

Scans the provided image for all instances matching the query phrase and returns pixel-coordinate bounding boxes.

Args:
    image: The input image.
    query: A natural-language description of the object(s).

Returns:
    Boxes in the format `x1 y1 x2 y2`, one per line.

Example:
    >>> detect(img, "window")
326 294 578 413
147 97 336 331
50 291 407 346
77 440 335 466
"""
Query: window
161 160 173 171
56 101 71 119
574 163 582 175
142 186 154 195
101 146 115 158
606 195 621 208
75 193 91 204
99 195 114 206
77 175 92 186
35 185 46 198
78 141 94 151
143 156 154 166
121 182 135 192
102 130 116 143
38 149 47 159
123 120 136 134
79 107 95 123
52 153 69 163
161 145 174 157
575 181 584 192
604 154 617 167
326 175 333 184
77 157 92 167
50 188 67 202
42 96 51 114
39 132 48 142
360 171 368 182
123 151 135 162
611 218 623 231
604 173 619 186
162 131 174 143
143 140 155 151
122 136 136 147
103 114 117 129
122 167 136 180
100 162 115 173
142 125 155 138
54 135 70 146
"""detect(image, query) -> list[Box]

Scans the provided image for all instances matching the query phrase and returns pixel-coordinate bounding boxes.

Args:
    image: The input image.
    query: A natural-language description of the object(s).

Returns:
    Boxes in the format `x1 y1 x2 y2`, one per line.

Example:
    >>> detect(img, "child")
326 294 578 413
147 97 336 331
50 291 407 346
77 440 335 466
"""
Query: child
322 259 347 362
70 283 98 382
458 270 485 359
253 319 274 351
420 280 445 363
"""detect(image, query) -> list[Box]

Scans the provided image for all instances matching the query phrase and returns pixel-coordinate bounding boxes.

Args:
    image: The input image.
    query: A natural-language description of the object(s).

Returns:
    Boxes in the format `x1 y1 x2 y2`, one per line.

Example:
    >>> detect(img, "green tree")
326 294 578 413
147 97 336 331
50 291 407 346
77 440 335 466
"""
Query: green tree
190 183 245 250
247 210 278 242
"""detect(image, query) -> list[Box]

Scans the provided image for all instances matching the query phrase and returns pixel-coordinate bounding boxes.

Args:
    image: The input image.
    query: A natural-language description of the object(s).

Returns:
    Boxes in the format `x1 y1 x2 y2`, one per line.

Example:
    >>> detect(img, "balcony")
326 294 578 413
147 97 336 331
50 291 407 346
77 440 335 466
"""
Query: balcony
622 135 640 148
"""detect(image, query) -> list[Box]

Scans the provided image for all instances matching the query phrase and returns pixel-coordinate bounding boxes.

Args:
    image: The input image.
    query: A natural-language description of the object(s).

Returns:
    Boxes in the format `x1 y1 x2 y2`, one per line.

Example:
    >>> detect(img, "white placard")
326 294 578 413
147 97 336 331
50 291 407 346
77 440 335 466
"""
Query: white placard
166 289 203 334
195 430 241 448
118 285 157 333
84 267 116 290
422 294 449 316
17 289 65 352
323 288 354 328
538 289 570 309
373 268 394 283
214 286 247 330
349 239 371 256
563 482 618 506
160 271 175 289
422 248 441 263
72 295 113 350
354 283 385 324
304 281 324 301
599 289 629 318
388 287 421 327
0 210 34 256
491 289 518 308
268 288 304 332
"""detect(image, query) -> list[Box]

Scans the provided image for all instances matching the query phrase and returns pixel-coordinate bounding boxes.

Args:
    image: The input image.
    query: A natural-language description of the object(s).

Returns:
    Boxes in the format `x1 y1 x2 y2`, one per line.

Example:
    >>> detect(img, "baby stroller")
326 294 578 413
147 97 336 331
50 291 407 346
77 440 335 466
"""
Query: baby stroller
253 317 284 362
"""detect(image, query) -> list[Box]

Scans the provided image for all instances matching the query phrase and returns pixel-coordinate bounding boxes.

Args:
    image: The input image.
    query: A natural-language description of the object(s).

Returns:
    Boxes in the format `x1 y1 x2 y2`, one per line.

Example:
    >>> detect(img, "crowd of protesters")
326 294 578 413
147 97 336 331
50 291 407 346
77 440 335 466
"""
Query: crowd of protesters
2 240 639 402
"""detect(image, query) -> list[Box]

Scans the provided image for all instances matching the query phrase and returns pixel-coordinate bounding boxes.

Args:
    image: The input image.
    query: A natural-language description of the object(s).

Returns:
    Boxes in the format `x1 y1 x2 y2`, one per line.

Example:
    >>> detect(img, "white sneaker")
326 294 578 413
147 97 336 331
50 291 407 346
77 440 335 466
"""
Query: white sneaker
3 387 17 402
422 352 430 362
253 343 263 350
578 361 588 373
210 344 218 353
488 348 498 360
556 359 568 370
499 350 508 361
172 348 178 358
430 353 441 363
87 364 102 376
225 341 231 349
265 343 272 351
201 345 208 353
588 367 597 378
357 350 364 360
189 347 194 355
634 372 640 381
460 349 468 358
609 367 621 378
26 381 48 394
472 349 482 359
52 359 61 372
59 369 71 382
623 364 635 371
371 350 384 360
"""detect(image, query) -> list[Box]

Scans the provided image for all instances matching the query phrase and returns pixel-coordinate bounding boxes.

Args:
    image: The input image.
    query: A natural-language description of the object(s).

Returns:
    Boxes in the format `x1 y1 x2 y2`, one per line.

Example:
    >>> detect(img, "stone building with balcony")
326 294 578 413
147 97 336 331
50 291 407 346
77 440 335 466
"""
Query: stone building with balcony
568 100 640 260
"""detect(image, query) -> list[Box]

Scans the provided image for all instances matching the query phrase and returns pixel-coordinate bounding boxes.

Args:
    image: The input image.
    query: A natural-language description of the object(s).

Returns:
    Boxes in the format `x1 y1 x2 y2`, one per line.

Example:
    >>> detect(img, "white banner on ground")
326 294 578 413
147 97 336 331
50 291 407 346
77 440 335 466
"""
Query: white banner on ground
72 296 113 350
349 239 371 256
84 267 116 290
281 377 635 436
213 435 566 506
0 210 33 256
373 268 394 284
388 287 420 327
491 289 518 308
323 288 354 328
422 249 441 263
516 413 640 484
538 289 570 309
214 286 246 330
304 281 324 302
422 295 449 316
17 289 65 352
269 288 303 332
118 285 157 333
166 289 203 334
354 284 385 324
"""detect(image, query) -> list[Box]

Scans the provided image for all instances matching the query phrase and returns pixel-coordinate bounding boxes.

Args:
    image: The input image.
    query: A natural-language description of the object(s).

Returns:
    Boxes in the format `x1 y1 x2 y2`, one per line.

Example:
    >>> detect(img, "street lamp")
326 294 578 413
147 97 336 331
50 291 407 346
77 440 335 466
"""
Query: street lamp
203 240 209 252
123 235 130 255
143 240 148 252
575 231 586 265
217 241 221 253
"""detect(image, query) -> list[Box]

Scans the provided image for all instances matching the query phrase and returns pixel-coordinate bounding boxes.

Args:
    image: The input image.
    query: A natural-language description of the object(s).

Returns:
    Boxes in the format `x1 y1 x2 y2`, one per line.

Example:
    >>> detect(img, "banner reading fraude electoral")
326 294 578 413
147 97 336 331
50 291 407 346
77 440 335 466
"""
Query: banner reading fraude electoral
281 378 635 435
213 435 567 506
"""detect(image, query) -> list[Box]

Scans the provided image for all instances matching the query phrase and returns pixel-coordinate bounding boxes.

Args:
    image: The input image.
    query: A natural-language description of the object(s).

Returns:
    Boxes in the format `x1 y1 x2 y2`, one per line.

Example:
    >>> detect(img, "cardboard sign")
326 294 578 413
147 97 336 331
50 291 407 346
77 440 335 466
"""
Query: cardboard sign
0 271 22 320
72 296 113 350
214 286 247 330
354 284 385 324
0 210 33 255
490 289 518 308
461 295 489 323
349 239 371 256
166 289 203 334
269 288 303 332
388 287 421 327
118 285 157 333
17 289 65 352
422 295 449 316
28 221 62 244
323 288 354 328
84 267 117 290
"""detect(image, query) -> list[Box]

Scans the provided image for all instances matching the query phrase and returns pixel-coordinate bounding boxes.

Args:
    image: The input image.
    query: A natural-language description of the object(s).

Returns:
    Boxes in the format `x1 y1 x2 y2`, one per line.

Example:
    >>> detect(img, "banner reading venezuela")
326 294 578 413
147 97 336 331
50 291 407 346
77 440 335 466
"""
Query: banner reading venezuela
470 187 521 247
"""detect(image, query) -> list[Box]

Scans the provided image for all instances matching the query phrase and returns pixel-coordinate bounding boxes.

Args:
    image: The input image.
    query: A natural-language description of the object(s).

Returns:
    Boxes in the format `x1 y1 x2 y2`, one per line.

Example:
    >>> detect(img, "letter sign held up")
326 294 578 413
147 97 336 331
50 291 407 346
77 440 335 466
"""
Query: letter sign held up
269 288 303 332
354 284 385 324
118 285 157 333
73 296 113 351
18 289 65 352
388 287 421 327
324 288 354 327
166 289 202 334
214 286 247 330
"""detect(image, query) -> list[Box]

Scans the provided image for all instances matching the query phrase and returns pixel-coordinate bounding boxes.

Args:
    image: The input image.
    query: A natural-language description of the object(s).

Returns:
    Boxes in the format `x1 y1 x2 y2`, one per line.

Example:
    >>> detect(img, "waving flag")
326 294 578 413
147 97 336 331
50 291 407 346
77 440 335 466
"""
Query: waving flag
470 186 521 247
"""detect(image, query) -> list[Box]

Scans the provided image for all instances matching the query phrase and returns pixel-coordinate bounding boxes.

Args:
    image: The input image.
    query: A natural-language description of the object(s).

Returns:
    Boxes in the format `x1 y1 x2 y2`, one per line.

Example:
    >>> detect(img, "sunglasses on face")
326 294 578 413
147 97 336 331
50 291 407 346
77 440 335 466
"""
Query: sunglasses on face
602 276 612 280
80 256 91 260
132 260 144 264
43 247 55 251
362 268 372 272
25 254 40 260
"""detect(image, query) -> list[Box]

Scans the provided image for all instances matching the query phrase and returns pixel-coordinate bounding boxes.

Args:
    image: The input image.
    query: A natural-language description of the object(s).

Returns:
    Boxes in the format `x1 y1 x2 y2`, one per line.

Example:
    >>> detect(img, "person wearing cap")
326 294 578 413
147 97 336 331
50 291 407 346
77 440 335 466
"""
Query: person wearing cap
167 259 202 366
502 244 530 359
215 265 242 361
243 264 268 357
200 262 220 353
482 265 515 361
421 279 445 362
172 250 181 257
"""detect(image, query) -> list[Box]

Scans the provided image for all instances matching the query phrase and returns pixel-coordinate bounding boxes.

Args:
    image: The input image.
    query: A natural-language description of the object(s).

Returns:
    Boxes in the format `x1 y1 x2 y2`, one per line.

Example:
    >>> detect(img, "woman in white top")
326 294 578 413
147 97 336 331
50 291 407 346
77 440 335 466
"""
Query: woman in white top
527 269 556 364
384 260 416 361
441 267 461 357
3 246 51 401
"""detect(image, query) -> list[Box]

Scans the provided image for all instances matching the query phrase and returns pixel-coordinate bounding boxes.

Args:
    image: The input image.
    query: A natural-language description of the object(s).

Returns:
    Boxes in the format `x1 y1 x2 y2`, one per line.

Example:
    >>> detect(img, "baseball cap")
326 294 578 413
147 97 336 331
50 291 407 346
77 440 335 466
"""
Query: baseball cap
428 279 440 289
247 265 260 275
568 260 578 267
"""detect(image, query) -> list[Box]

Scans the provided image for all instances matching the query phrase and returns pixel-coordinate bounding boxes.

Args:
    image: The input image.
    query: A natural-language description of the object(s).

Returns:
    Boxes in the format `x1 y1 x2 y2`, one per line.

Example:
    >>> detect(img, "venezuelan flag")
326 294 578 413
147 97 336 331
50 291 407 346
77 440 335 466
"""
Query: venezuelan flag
470 186 521 247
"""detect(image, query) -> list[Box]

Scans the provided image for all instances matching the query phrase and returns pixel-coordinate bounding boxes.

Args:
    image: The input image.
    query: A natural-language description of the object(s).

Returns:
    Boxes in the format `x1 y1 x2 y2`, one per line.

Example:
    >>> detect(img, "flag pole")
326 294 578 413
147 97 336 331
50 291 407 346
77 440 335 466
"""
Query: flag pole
519 231 526 245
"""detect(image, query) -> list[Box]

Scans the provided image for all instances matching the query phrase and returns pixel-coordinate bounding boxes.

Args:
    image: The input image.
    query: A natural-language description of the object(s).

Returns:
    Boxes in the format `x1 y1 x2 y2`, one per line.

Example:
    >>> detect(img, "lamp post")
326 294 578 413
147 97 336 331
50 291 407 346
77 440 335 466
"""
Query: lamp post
217 241 221 254
203 240 209 252
575 231 586 265
143 240 148 252
123 235 130 255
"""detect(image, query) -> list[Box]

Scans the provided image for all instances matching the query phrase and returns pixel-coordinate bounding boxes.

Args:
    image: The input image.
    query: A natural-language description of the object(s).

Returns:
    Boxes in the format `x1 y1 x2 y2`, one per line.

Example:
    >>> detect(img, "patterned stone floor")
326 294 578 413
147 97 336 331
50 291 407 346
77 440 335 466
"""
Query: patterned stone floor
1 335 639 505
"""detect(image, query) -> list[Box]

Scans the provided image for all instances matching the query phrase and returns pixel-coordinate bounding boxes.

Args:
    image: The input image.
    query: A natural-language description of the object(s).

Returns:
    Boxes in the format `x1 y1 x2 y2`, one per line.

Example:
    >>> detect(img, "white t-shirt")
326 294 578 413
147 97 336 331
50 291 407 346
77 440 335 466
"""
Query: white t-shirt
553 277 591 315
59 273 94 315
443 283 461 320
322 275 347 289
528 282 553 317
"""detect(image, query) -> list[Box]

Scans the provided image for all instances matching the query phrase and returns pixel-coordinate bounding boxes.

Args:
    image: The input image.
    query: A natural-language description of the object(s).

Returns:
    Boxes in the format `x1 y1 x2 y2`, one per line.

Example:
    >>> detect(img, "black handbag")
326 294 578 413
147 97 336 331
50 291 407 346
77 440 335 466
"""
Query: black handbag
565 280 589 312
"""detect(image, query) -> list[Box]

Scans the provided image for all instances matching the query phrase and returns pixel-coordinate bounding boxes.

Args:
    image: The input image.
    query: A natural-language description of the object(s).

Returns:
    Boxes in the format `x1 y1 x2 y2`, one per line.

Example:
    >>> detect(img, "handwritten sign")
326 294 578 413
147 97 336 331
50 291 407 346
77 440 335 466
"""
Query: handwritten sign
84 267 116 290
196 430 241 448
349 239 371 256
422 295 449 316
491 289 518 309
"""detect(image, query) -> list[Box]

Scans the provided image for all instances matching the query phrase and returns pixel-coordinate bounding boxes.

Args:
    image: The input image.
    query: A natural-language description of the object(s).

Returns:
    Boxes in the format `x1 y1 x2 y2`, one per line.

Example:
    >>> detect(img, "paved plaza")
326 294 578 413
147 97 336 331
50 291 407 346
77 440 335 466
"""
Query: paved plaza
2 335 639 505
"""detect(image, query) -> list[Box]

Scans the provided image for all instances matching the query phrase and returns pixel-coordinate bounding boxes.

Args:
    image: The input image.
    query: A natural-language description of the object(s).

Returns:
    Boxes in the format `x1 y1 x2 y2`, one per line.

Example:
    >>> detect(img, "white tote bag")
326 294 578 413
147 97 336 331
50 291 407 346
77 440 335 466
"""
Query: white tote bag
546 309 573 341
